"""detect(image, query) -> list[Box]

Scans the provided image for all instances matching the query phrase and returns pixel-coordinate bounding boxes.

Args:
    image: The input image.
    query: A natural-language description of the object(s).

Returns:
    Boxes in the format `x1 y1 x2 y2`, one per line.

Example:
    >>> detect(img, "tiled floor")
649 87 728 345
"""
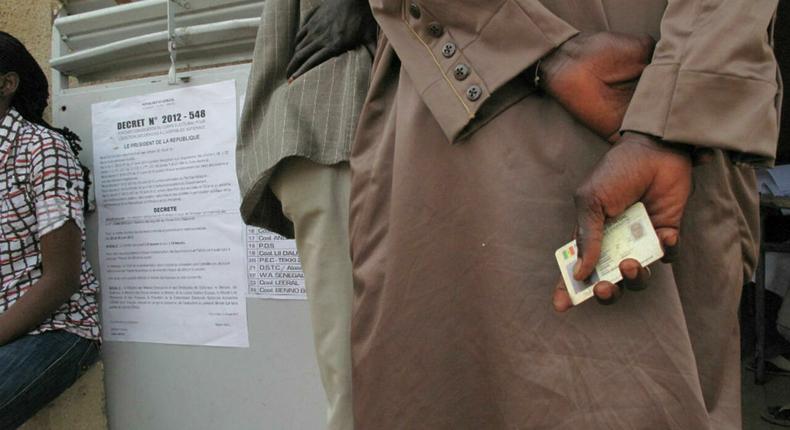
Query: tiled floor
743 366 790 429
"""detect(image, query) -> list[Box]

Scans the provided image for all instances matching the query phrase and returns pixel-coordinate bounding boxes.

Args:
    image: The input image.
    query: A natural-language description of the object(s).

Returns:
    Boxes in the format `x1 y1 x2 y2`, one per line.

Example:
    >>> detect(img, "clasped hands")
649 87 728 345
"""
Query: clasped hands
285 0 376 80
540 33 693 312
285 9 694 312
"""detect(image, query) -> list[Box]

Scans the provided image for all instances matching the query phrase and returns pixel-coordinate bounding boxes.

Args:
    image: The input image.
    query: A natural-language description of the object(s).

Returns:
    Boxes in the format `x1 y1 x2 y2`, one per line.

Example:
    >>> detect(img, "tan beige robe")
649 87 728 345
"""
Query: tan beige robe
349 0 780 428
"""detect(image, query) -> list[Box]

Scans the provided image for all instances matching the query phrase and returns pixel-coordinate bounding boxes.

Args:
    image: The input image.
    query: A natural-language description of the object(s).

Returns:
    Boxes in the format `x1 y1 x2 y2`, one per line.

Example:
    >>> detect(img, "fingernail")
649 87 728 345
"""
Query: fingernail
622 264 638 280
573 259 582 279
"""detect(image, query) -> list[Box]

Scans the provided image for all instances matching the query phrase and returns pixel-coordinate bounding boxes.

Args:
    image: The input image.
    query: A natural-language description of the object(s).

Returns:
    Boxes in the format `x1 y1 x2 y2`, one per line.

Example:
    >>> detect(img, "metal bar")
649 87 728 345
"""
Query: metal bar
54 0 263 47
51 30 169 72
167 0 178 84
55 0 166 36
51 16 70 93
50 18 260 75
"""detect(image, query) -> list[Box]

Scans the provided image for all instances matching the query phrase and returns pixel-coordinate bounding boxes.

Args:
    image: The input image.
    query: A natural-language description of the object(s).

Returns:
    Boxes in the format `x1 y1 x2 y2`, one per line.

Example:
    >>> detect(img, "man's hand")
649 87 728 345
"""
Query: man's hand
541 32 655 142
553 132 693 312
286 0 377 81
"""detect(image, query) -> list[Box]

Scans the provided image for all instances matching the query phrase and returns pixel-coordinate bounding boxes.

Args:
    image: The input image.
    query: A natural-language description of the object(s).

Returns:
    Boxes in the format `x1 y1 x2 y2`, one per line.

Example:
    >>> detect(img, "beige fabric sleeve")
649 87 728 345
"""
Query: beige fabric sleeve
370 0 578 143
621 0 781 165
460 0 579 101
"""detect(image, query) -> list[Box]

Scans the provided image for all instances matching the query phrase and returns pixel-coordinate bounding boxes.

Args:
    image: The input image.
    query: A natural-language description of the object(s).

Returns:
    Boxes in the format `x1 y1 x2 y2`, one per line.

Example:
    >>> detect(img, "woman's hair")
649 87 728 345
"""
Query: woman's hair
0 31 92 213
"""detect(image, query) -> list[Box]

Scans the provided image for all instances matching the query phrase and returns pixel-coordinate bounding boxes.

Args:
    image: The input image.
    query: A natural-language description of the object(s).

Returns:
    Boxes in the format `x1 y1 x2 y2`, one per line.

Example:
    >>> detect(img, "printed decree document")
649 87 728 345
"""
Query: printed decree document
92 81 249 347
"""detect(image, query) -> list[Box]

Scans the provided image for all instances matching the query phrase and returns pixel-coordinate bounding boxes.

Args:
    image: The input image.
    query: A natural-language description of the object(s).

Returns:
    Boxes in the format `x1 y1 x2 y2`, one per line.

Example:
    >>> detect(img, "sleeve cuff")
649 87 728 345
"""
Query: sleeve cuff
465 0 578 96
381 0 577 143
36 198 84 241
622 63 781 166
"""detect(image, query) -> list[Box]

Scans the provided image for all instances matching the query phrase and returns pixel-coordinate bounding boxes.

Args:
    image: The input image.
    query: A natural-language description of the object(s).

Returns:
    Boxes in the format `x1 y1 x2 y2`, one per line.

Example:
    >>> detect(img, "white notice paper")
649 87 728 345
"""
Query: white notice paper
246 226 306 299
92 81 249 347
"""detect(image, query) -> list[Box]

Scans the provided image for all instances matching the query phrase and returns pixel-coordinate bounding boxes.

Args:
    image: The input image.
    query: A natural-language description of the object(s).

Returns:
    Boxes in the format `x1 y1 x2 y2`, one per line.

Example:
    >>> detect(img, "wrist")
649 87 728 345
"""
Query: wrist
0 314 20 346
535 33 582 91
526 61 542 89
535 49 566 93
621 131 711 165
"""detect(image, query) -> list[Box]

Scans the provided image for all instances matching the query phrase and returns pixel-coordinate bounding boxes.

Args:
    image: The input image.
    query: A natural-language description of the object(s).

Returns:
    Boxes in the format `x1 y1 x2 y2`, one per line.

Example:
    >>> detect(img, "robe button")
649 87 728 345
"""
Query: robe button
428 22 443 37
408 2 421 19
453 64 470 81
466 85 482 101
441 42 456 58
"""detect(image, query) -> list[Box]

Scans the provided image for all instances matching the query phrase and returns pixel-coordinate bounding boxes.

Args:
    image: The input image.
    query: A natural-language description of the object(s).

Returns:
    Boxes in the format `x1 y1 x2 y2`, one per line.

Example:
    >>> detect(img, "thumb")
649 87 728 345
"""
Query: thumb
627 34 655 65
601 33 655 83
573 193 606 281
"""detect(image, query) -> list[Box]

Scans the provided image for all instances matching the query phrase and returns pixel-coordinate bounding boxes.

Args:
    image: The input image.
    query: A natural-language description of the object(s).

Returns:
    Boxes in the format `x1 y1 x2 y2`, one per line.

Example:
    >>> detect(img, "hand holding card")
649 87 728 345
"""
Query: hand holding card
552 132 693 311
555 202 663 306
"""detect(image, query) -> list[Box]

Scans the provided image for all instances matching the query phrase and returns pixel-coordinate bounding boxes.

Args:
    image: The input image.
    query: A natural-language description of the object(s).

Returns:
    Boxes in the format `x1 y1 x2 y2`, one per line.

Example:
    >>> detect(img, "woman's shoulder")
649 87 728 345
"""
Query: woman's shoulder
15 119 73 160
17 118 68 145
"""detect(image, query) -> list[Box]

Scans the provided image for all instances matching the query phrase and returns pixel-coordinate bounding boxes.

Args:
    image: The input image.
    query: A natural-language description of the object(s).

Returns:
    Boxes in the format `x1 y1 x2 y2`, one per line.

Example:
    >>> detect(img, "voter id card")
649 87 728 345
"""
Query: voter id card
555 202 664 305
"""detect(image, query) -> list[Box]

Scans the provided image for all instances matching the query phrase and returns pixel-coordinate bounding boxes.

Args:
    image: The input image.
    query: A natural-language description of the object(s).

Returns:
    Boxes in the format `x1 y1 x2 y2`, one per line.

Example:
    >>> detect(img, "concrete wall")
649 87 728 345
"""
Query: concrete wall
0 0 62 121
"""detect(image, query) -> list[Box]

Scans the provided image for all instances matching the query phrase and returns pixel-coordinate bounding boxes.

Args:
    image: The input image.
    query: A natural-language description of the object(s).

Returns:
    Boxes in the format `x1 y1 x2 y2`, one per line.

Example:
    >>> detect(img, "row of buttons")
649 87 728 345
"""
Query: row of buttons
409 2 482 102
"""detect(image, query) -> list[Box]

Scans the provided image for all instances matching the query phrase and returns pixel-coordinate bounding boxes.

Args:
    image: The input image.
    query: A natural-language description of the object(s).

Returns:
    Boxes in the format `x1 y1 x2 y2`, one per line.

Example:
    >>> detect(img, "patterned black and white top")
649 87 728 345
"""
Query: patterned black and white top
0 108 99 340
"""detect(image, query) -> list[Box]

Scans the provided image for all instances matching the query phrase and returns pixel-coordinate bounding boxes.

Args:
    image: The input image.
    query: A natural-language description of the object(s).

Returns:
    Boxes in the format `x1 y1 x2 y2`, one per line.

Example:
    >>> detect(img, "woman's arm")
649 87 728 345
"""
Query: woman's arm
0 221 82 345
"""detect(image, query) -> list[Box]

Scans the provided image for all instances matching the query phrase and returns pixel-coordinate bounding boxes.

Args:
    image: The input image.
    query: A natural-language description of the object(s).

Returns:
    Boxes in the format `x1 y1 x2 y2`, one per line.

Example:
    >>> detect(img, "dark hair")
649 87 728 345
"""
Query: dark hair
0 31 92 213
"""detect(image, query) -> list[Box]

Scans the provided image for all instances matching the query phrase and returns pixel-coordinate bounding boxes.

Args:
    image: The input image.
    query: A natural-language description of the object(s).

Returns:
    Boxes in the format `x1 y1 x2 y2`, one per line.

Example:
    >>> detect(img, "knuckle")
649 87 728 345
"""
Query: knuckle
573 187 603 214
572 188 589 207
573 185 592 204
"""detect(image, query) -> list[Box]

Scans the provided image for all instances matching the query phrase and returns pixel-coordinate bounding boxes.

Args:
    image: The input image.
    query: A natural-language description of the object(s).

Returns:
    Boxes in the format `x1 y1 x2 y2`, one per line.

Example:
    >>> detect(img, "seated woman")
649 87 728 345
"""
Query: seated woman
0 32 100 429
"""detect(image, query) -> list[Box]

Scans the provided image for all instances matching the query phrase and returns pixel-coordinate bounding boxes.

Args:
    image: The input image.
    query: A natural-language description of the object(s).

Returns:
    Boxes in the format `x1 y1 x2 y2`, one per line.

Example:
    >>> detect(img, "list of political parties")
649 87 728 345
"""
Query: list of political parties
246 226 306 299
